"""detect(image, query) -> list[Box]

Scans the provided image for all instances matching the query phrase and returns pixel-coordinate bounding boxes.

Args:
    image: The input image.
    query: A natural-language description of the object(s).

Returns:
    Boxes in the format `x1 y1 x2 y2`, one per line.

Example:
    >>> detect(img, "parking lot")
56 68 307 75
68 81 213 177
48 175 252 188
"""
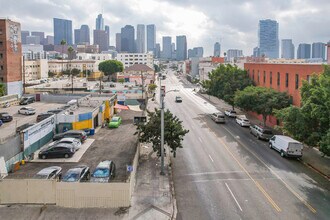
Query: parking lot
7 109 139 182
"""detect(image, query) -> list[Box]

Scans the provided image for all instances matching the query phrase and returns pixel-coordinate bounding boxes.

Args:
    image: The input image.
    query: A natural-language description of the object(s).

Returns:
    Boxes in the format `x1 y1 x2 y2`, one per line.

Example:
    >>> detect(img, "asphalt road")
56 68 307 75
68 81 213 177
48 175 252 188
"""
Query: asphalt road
159 70 330 220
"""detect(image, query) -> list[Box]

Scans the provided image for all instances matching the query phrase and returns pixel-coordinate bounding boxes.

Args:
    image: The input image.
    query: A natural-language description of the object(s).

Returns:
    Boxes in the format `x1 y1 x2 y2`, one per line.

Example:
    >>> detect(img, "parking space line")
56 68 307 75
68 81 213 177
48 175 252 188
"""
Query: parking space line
208 154 214 163
225 182 243 212
198 137 202 143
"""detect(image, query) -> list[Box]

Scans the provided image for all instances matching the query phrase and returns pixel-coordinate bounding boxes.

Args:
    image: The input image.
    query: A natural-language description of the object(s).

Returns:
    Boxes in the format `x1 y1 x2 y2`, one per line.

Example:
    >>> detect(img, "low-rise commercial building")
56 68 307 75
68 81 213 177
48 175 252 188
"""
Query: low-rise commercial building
117 64 155 85
24 59 48 81
48 59 100 74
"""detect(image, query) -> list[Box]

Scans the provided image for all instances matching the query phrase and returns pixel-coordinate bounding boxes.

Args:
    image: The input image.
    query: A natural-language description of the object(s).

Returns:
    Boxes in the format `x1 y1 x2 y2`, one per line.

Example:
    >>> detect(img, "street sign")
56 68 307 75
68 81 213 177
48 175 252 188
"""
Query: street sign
161 86 166 97
127 165 133 172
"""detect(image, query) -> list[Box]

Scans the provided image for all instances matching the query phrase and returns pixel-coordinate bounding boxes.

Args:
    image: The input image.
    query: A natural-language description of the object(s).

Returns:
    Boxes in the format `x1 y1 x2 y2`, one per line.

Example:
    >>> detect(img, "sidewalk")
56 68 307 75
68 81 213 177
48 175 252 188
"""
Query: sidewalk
127 99 176 220
198 92 330 179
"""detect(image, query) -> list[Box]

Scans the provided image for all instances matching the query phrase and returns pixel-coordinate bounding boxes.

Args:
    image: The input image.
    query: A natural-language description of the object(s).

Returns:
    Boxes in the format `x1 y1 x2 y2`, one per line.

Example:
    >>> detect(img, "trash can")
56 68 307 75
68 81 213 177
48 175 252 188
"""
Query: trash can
89 128 95 136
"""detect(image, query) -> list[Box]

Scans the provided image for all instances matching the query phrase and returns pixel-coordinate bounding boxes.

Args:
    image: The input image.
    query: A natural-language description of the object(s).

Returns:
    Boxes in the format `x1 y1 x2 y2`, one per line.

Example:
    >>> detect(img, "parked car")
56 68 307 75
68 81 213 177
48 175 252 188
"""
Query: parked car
19 96 35 105
34 166 62 180
269 135 303 158
48 137 81 151
90 160 116 183
58 105 71 110
47 109 63 114
250 124 274 141
61 165 90 182
109 116 122 128
236 115 250 127
224 109 237 118
175 96 183 103
210 112 226 123
36 113 54 122
38 143 75 159
0 120 3 127
0 112 13 122
18 107 36 115
16 123 35 133
53 130 87 142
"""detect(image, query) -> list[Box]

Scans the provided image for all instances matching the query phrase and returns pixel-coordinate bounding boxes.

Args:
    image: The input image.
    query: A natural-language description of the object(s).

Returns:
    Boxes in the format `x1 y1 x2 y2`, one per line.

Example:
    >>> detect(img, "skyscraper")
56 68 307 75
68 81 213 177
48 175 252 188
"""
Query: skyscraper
80 25 90 44
258 19 279 59
116 33 121 52
136 24 145 53
53 18 73 45
162 36 172 59
21 31 29 44
146 24 156 53
281 39 295 59
155 43 161 58
45 35 54 45
74 29 80 45
312 42 325 60
105 25 110 47
176 35 187 61
214 42 221 57
31 31 44 44
96 14 104 30
93 30 108 52
121 25 135 53
297 43 311 59
227 49 243 61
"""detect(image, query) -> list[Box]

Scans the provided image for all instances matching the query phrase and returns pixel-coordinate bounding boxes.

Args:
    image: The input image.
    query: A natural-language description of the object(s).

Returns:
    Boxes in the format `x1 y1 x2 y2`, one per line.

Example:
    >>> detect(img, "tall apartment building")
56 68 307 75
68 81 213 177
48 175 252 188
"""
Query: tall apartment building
176 35 187 61
297 43 311 59
53 18 73 45
96 14 104 30
116 33 121 52
214 42 221 57
121 25 135 53
116 53 154 68
136 24 145 53
162 36 172 60
258 19 279 59
281 39 295 59
0 19 23 96
146 24 156 54
312 42 325 60
21 31 29 44
93 30 108 52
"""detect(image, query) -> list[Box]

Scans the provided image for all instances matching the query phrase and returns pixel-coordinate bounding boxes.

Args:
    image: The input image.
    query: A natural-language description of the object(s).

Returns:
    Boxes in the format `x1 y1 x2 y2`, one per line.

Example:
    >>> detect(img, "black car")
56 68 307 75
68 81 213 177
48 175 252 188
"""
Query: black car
53 130 87 142
61 165 90 182
36 113 54 122
19 96 35 105
16 123 35 133
0 112 13 122
38 143 75 159
47 109 63 114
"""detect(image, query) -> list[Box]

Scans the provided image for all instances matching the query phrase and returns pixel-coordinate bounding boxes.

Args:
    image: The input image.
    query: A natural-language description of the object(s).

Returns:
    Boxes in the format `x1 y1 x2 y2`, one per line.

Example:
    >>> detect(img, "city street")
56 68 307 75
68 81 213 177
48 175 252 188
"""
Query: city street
158 70 330 220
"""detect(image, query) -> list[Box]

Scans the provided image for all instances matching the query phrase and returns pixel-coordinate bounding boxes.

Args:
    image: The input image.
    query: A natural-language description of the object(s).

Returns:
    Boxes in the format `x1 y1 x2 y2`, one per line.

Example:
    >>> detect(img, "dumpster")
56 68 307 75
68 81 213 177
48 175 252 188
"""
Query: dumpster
89 128 95 135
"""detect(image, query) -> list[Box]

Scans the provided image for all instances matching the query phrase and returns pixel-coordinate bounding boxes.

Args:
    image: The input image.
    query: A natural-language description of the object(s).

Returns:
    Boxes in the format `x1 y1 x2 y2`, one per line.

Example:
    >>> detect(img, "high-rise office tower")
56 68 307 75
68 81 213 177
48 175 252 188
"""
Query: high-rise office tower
312 42 325 60
162 36 172 59
121 25 135 53
96 14 104 30
281 39 295 59
227 49 243 61
105 25 110 47
297 43 311 59
80 25 90 44
53 18 73 45
146 24 156 53
74 29 80 45
26 36 40 44
176 35 187 61
21 31 29 44
93 30 108 52
116 33 121 52
188 49 194 59
31 31 44 45
45 35 54 45
155 43 161 58
214 42 221 57
258 19 279 59
136 24 145 53
253 47 260 57
327 41 330 64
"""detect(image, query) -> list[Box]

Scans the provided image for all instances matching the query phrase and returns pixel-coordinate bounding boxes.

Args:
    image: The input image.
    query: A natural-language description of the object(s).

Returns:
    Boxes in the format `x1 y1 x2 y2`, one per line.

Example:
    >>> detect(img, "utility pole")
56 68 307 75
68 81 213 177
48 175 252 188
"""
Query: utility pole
160 74 165 175
22 56 25 94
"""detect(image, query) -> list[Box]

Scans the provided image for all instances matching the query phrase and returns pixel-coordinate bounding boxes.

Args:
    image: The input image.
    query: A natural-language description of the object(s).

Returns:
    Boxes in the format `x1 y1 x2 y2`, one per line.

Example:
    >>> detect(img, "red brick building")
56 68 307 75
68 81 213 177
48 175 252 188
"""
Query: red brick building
244 63 325 126
0 19 23 96
327 42 330 64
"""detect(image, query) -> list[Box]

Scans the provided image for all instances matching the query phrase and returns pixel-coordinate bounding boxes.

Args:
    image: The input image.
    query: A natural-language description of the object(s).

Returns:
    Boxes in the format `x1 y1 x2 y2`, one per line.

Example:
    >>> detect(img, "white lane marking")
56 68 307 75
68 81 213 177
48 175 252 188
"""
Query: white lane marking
185 170 244 176
225 182 243 212
198 137 203 143
208 154 214 163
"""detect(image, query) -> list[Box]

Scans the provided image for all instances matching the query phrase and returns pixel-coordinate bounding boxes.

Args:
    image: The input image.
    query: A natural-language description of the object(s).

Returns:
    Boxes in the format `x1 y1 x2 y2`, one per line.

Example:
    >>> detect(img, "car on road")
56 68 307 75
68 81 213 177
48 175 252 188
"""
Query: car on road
61 165 90 182
48 137 81 151
90 160 116 183
18 107 36 115
250 124 274 141
175 96 183 103
38 143 76 159
0 112 13 122
19 96 35 105
36 113 54 122
210 112 225 123
109 116 122 128
236 115 250 127
34 166 62 180
53 130 87 142
224 109 237 118
269 135 303 158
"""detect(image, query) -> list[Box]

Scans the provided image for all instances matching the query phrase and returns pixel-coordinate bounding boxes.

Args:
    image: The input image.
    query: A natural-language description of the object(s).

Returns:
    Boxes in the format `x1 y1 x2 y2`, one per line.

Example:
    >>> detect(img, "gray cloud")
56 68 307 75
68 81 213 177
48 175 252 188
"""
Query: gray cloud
0 0 329 56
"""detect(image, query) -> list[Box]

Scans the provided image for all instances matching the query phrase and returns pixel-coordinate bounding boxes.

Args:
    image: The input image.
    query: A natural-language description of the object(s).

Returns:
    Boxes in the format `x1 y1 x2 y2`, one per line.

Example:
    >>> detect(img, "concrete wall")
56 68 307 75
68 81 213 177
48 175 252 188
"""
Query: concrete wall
40 94 87 104
0 135 21 162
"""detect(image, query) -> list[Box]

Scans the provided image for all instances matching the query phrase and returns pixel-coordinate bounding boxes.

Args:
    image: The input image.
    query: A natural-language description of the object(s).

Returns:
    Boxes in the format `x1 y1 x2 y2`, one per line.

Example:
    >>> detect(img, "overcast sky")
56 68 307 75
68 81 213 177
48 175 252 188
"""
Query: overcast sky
1 0 329 56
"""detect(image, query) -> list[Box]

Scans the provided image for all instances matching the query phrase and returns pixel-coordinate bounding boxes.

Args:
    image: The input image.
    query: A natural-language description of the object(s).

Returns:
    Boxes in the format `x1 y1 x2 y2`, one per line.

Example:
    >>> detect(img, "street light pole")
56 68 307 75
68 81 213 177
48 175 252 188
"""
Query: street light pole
160 73 165 175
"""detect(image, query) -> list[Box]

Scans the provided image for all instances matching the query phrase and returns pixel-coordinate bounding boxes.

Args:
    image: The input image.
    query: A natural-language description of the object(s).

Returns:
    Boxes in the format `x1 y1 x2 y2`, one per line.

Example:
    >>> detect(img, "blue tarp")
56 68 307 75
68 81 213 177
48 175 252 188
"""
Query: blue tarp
78 112 92 121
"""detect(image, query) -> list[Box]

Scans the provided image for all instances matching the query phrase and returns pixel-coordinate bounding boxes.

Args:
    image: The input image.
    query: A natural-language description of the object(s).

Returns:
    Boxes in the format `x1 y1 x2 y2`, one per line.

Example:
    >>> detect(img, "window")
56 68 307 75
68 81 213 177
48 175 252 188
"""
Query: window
270 71 272 85
0 41 3 46
252 70 255 80
258 70 260 83
295 74 299 89
0 53 2 59
307 75 311 83
0 29 2 34
285 73 289 88
263 71 266 83
0 65 3 70
277 72 280 86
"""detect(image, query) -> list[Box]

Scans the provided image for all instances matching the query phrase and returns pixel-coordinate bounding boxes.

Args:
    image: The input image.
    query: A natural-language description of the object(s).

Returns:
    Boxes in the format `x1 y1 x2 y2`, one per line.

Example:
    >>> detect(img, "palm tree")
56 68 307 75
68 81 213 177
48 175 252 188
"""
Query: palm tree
67 46 74 93
60 39 66 75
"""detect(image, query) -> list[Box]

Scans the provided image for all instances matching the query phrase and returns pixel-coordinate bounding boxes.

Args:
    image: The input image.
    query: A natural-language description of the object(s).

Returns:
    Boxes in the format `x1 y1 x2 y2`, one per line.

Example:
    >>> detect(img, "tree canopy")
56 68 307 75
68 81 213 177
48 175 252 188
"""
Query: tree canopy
135 109 189 157
275 65 330 155
0 84 6 97
202 64 253 109
98 60 124 79
235 86 291 125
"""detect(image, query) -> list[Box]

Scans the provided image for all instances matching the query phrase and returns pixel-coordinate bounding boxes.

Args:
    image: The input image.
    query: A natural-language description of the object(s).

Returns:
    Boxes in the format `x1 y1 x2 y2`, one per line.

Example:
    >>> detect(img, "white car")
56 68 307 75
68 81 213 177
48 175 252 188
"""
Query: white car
18 107 36 115
48 137 82 151
224 109 237 117
34 166 62 180
236 115 250 127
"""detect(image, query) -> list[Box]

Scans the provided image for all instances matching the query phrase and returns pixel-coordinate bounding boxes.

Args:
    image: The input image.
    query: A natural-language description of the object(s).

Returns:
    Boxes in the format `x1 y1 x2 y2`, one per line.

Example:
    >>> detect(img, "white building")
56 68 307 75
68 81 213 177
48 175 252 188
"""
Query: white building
22 44 49 60
24 59 49 81
76 53 112 61
226 49 243 63
48 60 100 74
116 53 153 68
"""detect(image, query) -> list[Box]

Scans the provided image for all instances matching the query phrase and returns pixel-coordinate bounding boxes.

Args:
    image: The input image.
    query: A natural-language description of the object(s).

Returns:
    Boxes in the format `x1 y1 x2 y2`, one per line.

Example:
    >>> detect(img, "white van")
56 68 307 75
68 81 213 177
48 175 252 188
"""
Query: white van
269 135 303 158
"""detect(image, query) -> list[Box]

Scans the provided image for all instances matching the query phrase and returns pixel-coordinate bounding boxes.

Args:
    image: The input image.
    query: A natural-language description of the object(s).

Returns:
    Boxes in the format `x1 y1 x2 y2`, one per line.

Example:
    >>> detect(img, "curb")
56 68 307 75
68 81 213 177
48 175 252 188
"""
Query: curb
301 160 330 180
168 157 177 220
